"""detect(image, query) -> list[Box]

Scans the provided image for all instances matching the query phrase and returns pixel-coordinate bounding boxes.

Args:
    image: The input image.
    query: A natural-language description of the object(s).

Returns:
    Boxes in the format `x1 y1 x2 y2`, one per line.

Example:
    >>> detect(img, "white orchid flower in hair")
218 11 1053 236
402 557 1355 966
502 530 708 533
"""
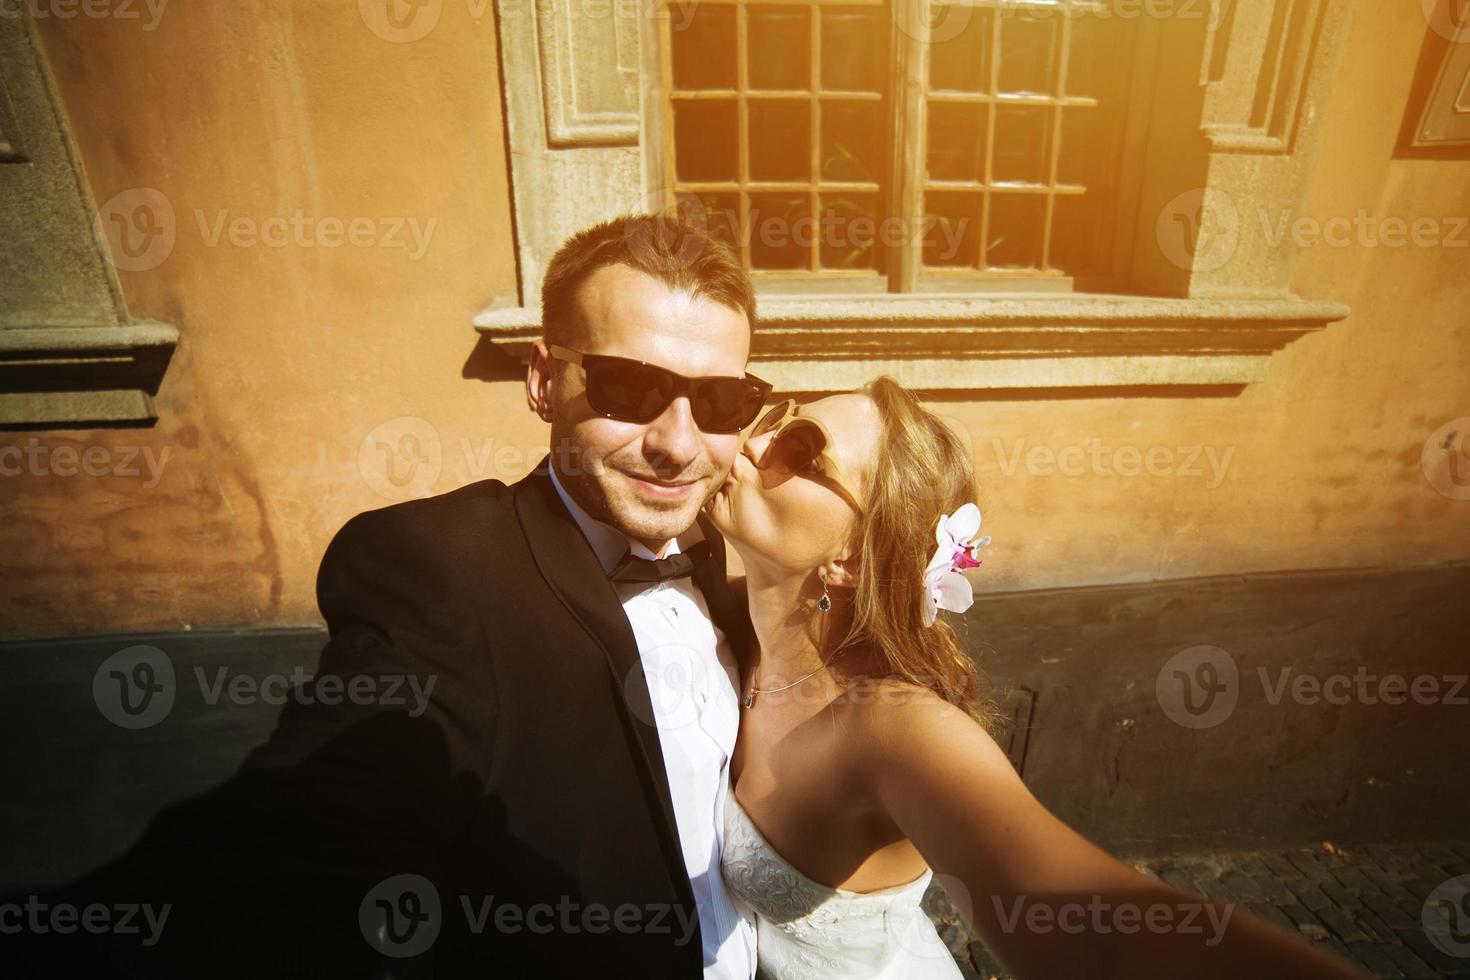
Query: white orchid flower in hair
921 502 990 627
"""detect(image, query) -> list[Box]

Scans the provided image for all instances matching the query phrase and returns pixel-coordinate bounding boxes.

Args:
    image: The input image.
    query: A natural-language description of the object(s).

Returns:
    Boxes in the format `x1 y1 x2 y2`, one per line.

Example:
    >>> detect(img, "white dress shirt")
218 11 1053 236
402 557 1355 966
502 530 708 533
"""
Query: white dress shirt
548 464 757 980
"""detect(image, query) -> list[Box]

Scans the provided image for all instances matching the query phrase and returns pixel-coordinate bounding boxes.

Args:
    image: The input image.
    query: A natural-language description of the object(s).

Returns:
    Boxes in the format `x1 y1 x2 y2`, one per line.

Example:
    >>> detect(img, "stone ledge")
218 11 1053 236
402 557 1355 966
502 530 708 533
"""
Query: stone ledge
0 320 180 427
475 293 1350 393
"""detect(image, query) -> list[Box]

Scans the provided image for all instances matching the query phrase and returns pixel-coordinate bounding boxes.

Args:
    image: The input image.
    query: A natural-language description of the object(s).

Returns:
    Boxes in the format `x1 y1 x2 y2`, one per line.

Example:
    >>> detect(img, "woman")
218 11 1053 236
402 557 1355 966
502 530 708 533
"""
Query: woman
702 377 1367 980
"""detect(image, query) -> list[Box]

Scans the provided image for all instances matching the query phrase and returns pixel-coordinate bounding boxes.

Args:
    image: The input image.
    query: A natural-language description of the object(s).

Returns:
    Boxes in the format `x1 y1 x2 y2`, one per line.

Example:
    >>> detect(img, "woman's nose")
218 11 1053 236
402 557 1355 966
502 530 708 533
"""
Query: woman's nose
741 428 770 468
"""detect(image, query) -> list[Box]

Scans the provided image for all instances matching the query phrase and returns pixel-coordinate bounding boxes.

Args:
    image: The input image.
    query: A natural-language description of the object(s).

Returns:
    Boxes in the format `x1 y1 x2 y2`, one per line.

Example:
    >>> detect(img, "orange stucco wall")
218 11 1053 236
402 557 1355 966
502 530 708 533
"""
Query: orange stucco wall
2 0 1466 639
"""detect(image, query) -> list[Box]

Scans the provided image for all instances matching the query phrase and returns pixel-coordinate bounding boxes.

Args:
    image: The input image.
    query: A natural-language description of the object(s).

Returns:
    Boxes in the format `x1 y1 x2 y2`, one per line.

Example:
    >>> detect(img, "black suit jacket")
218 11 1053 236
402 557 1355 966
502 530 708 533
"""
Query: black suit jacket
13 455 753 979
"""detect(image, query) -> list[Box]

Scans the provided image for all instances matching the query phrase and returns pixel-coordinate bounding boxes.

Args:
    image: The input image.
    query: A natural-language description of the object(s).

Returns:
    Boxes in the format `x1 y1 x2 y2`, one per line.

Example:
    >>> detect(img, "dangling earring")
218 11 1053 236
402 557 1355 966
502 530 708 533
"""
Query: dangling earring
817 569 831 613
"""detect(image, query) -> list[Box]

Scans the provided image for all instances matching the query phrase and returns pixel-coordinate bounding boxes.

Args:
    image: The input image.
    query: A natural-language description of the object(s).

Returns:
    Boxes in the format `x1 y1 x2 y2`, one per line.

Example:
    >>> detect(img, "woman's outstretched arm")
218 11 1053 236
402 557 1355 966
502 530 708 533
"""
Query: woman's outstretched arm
855 686 1370 980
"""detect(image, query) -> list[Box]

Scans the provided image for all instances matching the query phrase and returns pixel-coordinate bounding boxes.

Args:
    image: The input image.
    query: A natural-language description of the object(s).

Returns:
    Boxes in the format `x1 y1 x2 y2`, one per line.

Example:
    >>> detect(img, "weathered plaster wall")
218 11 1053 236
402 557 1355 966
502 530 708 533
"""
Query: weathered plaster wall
1 0 1466 638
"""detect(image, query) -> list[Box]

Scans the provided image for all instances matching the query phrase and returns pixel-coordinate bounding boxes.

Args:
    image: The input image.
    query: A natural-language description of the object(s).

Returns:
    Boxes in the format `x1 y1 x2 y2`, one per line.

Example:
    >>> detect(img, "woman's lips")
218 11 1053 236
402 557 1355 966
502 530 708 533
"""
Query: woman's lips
718 456 749 496
703 472 733 514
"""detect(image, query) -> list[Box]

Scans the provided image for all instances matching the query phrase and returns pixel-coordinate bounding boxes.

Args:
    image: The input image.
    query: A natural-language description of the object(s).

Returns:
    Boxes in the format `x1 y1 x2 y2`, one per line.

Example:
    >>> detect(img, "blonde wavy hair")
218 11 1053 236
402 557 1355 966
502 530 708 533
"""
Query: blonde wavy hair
824 376 1001 734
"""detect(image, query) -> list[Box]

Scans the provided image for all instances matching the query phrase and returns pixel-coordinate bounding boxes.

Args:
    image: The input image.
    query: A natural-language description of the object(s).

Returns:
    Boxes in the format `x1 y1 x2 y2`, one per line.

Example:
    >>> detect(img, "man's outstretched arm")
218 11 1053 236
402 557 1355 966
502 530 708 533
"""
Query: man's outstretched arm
7 505 494 978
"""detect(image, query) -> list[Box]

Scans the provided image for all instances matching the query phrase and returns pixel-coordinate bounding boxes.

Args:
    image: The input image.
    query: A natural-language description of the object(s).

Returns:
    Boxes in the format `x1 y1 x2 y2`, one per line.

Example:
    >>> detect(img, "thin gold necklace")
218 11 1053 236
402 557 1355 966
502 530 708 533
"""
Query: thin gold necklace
741 648 850 709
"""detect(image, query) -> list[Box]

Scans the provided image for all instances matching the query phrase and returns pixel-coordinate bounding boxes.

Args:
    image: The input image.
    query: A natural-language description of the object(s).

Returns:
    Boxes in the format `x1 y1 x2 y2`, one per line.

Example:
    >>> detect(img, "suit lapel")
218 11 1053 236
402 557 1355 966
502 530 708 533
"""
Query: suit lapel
511 455 695 909
690 510 755 670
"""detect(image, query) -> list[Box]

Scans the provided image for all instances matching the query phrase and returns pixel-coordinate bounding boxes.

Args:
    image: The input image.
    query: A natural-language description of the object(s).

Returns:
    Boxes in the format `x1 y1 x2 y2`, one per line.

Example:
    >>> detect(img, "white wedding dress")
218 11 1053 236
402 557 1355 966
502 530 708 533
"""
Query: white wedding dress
721 787 965 979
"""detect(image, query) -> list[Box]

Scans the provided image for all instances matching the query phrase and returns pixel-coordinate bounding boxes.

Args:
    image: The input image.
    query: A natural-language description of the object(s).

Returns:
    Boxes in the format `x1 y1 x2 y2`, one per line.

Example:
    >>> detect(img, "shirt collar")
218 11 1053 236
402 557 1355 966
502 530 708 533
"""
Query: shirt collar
546 459 706 575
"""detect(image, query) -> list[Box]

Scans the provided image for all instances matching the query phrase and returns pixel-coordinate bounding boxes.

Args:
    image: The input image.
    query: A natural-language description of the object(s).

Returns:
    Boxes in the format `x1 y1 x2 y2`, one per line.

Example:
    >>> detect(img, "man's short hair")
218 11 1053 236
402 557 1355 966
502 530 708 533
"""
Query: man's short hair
540 211 757 349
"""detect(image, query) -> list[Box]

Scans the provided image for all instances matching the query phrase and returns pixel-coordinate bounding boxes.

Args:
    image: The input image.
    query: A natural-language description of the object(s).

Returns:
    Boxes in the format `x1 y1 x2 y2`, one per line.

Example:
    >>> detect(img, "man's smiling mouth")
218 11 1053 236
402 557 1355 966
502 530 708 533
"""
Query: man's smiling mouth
622 470 702 497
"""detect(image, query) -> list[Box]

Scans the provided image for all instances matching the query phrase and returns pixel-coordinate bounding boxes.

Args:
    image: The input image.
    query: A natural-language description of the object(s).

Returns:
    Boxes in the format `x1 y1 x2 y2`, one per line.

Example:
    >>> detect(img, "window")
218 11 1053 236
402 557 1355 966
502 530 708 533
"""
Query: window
480 0 1354 393
657 0 1150 292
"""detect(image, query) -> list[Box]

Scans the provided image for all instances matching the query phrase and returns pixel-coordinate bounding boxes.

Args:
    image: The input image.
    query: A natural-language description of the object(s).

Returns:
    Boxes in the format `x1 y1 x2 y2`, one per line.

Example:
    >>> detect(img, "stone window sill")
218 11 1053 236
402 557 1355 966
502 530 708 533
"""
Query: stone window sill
0 321 179 428
474 292 1349 393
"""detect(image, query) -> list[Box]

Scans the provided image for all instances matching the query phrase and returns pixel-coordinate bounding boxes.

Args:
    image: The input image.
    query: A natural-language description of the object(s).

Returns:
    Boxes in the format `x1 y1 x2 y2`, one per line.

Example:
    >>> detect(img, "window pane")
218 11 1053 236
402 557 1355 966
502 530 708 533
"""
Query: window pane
992 104 1053 185
914 2 1147 282
676 191 742 253
986 194 1047 269
818 193 880 270
748 5 810 90
664 1 891 282
820 5 885 93
749 100 811 182
996 11 1059 96
673 100 738 182
927 101 986 183
923 191 980 268
929 5 992 93
820 100 883 183
1052 12 1137 279
670 2 735 90
749 193 812 269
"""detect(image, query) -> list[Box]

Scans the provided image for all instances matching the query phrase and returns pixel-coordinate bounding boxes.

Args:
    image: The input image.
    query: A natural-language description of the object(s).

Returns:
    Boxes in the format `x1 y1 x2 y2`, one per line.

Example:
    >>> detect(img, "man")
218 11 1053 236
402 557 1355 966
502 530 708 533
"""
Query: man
507 212 766 975
11 213 767 978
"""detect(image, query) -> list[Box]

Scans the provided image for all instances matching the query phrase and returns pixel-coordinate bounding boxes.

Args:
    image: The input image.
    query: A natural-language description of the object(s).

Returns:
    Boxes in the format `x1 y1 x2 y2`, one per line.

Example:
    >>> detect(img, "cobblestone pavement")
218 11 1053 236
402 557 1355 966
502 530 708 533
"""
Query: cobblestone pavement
925 839 1470 979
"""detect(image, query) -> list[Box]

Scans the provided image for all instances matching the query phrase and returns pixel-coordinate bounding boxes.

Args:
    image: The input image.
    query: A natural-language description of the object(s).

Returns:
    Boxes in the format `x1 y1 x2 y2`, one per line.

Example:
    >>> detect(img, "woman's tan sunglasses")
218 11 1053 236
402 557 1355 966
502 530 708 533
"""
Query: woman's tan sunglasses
746 399 864 514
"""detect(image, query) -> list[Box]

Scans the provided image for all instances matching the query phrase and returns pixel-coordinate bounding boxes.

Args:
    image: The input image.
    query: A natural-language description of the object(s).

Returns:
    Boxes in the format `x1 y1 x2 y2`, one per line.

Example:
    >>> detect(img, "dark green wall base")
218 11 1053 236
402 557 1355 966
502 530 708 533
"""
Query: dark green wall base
2 562 1465 891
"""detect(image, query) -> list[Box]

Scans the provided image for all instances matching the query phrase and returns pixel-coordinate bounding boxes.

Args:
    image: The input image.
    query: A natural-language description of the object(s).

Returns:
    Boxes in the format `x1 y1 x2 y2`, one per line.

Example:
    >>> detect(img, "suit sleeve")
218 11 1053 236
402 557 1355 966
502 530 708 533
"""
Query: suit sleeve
248 504 498 767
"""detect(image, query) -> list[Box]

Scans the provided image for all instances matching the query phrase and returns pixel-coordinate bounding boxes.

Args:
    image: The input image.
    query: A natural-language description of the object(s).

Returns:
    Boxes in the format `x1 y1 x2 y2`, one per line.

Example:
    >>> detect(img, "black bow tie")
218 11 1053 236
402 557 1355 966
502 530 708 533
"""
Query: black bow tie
608 540 712 586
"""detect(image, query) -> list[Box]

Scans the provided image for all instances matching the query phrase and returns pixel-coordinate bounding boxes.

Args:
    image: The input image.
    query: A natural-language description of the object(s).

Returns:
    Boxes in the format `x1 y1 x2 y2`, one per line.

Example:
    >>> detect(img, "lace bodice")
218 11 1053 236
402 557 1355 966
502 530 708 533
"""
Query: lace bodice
720 788 964 980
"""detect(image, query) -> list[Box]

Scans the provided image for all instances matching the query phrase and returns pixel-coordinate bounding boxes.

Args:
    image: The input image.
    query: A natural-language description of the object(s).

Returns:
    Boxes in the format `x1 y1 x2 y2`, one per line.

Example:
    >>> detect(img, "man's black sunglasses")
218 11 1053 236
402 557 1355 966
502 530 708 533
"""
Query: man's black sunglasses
548 345 772 434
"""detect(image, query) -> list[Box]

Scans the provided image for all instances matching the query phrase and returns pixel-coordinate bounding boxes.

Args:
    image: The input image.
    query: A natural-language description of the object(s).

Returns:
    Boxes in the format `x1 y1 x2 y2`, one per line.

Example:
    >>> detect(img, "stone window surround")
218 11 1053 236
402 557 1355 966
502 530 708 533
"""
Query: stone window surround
477 0 1360 393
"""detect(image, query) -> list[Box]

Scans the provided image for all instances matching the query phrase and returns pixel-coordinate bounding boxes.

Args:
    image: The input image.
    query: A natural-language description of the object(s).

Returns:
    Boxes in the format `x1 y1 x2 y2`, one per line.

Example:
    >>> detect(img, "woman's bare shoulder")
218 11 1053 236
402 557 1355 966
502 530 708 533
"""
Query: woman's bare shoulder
828 674 1015 824
836 674 991 745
